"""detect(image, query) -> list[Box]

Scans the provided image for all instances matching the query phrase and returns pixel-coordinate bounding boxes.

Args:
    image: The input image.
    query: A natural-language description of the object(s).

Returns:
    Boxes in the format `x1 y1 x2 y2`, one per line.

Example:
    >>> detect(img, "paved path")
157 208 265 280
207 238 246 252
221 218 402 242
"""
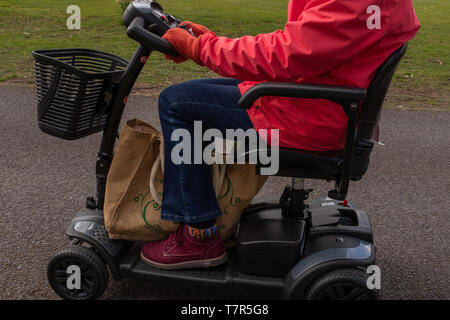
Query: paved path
0 84 449 299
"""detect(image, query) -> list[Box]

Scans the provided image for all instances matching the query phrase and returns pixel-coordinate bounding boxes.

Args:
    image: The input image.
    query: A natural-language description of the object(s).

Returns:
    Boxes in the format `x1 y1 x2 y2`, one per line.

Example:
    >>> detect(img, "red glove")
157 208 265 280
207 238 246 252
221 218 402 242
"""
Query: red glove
179 21 212 37
162 27 203 65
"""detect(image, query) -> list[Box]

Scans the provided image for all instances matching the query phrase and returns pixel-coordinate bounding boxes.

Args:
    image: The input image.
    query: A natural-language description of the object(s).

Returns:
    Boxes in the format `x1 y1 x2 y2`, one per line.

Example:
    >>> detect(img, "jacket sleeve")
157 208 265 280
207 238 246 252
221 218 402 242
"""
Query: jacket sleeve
199 0 387 81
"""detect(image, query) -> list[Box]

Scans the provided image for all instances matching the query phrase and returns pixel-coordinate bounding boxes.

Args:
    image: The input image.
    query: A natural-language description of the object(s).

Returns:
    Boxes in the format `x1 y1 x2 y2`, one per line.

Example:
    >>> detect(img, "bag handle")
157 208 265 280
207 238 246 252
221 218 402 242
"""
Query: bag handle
212 162 227 197
149 136 227 204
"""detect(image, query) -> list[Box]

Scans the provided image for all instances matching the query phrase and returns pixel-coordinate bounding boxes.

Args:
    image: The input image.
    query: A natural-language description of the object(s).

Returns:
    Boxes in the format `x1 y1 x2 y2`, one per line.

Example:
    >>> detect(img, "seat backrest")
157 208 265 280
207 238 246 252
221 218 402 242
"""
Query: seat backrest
350 44 408 178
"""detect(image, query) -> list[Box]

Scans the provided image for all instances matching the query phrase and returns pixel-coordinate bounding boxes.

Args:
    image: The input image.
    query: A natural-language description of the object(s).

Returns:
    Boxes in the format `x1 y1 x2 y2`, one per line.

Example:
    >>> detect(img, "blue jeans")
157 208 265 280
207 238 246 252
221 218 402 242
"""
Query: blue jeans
158 78 254 223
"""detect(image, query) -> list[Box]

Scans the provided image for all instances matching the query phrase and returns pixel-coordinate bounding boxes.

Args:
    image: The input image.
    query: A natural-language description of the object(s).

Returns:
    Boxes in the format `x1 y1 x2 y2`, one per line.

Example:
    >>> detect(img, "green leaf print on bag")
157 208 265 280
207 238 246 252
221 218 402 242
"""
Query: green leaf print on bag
134 187 175 235
217 175 240 214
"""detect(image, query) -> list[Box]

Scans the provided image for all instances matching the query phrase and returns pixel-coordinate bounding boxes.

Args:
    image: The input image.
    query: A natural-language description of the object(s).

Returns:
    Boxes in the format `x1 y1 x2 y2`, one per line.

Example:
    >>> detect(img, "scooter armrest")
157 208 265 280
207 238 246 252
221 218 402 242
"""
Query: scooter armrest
238 82 367 111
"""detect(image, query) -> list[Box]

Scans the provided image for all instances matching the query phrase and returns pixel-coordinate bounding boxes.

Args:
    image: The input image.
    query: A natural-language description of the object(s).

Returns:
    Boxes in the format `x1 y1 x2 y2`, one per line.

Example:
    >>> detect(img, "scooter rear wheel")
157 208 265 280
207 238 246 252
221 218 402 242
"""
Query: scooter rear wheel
47 245 109 300
306 268 378 300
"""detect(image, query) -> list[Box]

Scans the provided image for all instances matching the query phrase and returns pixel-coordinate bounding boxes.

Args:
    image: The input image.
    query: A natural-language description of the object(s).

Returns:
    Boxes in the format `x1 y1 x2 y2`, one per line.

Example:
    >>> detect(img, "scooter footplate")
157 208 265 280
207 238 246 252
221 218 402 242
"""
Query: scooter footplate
119 243 231 286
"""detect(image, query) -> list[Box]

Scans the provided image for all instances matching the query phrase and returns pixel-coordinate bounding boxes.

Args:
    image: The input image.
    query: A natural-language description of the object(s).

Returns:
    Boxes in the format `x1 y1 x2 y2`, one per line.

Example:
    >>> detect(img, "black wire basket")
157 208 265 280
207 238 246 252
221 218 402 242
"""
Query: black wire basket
32 49 129 140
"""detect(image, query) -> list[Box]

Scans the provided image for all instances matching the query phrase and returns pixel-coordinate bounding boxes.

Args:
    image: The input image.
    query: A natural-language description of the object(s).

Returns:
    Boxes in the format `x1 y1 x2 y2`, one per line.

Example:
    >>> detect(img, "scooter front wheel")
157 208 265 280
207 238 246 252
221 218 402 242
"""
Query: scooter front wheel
47 245 109 300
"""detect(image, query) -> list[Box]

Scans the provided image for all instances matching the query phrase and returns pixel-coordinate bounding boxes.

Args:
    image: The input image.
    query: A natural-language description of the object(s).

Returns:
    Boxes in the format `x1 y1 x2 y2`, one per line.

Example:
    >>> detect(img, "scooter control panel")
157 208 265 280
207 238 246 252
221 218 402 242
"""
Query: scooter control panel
123 0 181 36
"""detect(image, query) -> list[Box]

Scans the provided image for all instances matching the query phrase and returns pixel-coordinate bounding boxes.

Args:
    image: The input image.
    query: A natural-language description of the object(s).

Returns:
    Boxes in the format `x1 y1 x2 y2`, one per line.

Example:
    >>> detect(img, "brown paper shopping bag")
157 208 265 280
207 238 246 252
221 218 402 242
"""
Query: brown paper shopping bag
104 118 176 241
104 118 267 241
215 164 267 240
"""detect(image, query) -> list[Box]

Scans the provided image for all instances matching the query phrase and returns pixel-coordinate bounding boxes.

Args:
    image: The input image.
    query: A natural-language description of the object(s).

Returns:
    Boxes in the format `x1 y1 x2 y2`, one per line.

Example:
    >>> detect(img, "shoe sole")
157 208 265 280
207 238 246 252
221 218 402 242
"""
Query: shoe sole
140 252 228 270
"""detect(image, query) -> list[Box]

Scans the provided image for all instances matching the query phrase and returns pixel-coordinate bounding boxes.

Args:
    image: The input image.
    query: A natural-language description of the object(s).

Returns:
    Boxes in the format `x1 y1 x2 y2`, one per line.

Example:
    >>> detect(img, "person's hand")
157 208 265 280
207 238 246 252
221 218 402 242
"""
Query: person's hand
179 21 212 37
162 27 203 65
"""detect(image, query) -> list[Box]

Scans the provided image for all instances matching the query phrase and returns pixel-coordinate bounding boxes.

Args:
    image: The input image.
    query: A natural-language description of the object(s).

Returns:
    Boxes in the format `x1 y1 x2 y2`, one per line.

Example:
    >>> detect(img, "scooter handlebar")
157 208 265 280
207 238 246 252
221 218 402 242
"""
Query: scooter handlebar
126 16 179 56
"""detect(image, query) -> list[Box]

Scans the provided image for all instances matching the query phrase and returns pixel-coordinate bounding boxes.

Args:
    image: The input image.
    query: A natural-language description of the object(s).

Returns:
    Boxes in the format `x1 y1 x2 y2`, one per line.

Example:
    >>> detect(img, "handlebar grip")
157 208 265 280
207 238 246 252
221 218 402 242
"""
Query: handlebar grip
126 17 179 56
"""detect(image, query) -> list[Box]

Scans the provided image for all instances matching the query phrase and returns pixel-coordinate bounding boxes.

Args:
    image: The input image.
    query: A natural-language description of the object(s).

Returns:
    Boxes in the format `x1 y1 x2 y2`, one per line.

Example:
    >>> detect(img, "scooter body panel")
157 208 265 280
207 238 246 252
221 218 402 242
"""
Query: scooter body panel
65 195 375 298
65 208 130 280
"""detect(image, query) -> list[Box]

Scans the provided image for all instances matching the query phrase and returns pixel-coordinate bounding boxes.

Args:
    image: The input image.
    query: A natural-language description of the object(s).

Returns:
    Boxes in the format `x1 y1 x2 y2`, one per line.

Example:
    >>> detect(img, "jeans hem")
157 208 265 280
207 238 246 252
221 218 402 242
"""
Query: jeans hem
161 210 222 224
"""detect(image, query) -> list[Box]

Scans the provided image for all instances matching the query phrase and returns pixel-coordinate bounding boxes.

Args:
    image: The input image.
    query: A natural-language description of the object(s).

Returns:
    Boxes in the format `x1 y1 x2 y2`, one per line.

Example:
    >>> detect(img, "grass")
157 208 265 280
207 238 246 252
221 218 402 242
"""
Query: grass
387 0 450 108
0 0 448 108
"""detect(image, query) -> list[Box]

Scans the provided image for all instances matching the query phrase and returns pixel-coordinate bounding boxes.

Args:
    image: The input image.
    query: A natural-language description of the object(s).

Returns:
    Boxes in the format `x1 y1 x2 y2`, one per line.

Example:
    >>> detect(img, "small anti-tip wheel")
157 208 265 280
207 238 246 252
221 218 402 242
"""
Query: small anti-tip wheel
47 246 108 300
306 268 378 300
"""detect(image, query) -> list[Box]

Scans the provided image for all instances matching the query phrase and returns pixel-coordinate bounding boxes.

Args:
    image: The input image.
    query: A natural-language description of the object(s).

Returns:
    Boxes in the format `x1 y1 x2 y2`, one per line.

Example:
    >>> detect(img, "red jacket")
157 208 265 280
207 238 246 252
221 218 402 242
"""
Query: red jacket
199 0 420 151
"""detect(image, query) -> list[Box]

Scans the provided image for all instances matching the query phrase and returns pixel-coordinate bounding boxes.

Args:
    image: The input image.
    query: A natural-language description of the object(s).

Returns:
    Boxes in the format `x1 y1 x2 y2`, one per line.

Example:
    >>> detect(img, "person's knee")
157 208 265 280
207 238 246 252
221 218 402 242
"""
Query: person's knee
159 80 204 112
158 84 180 113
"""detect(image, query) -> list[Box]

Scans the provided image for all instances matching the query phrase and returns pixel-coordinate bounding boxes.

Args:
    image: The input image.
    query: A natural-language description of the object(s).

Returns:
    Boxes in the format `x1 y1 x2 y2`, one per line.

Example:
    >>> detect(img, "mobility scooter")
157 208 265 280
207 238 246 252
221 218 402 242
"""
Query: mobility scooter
34 0 407 300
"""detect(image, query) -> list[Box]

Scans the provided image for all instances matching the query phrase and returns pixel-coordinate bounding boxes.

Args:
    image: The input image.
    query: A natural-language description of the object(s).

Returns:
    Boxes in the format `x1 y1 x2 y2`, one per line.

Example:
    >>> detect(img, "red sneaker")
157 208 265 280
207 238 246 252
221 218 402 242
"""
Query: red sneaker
140 224 227 270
